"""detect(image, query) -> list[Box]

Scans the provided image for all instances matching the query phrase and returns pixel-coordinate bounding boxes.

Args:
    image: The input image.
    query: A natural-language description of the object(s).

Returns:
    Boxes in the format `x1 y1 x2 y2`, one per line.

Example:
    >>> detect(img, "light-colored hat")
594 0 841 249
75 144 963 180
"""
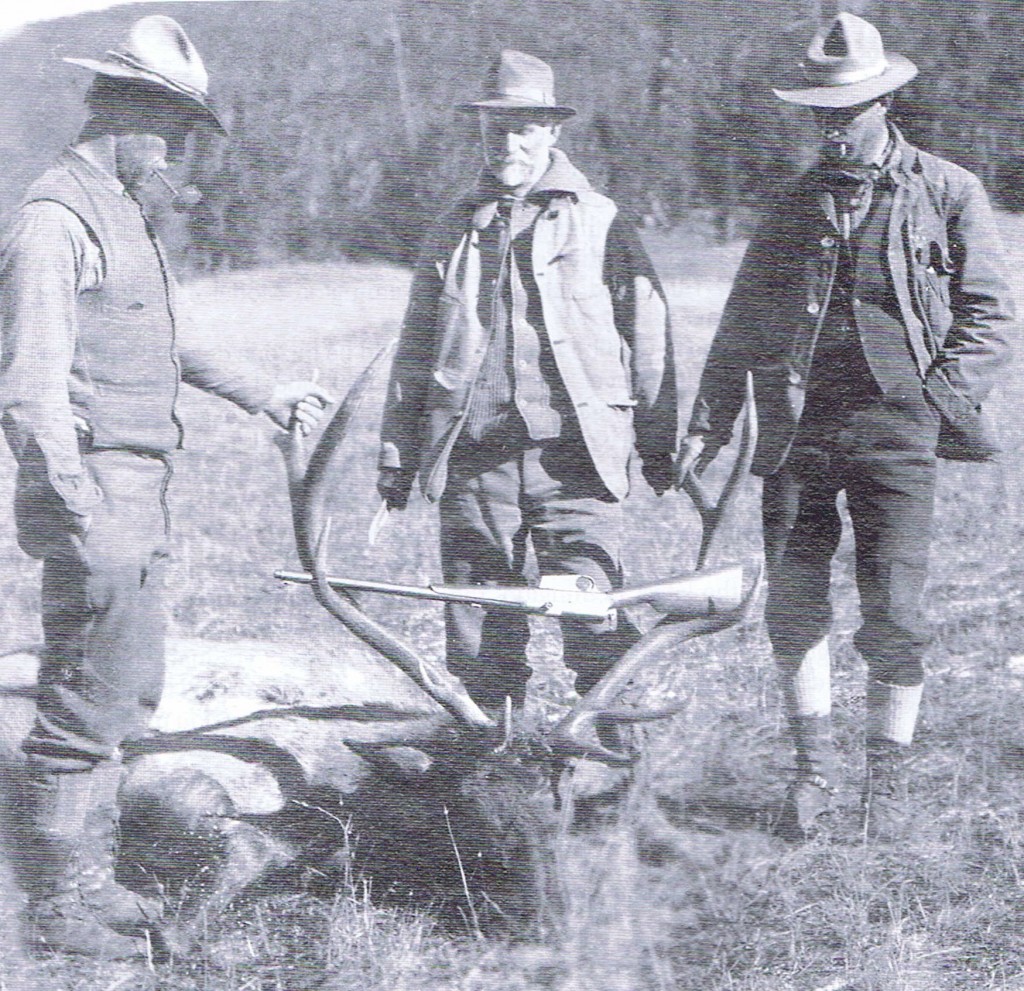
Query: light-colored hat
458 50 576 119
773 12 917 108
64 15 225 132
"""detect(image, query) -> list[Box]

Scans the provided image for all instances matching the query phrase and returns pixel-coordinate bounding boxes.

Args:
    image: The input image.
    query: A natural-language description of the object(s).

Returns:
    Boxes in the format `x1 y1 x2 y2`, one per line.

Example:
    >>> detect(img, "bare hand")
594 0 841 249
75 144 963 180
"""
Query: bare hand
264 381 336 435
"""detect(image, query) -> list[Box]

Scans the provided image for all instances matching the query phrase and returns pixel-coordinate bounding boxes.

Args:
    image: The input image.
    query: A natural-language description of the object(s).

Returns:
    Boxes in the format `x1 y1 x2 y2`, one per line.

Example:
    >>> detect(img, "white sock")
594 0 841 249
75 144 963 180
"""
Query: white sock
780 638 831 718
865 679 922 745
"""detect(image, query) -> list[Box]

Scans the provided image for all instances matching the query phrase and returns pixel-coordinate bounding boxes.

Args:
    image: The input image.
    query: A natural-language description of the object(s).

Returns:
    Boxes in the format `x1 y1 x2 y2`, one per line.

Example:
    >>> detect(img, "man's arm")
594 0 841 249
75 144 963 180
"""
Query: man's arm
939 172 1015 401
0 202 102 517
604 212 676 495
685 226 774 457
377 222 449 508
175 289 333 435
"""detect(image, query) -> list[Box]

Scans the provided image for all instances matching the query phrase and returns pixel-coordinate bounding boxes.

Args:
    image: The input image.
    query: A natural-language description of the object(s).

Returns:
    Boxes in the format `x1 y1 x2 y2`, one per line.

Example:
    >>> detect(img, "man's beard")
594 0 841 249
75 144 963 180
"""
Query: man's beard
492 158 533 188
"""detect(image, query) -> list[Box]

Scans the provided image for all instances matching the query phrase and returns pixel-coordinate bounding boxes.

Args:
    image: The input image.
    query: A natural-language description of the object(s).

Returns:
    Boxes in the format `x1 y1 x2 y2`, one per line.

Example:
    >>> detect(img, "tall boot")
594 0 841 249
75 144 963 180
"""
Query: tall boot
861 679 922 842
774 639 838 842
23 760 162 958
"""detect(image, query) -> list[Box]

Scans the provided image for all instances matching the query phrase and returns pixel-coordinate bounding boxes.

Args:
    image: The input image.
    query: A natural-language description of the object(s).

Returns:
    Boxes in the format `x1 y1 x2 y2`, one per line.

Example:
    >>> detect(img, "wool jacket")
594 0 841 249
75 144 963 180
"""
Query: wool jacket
380 149 677 502
0 150 272 516
688 128 1015 474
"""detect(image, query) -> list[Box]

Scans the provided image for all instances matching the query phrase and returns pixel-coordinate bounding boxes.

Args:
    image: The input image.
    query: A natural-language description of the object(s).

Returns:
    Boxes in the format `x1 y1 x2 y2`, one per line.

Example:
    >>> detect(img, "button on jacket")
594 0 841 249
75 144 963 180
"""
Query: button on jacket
689 128 1015 475
380 149 677 503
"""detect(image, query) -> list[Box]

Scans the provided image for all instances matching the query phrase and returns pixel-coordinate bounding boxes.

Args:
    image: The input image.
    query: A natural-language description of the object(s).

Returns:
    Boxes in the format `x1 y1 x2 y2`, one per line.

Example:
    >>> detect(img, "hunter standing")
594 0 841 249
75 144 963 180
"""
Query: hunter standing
680 13 1014 841
378 51 677 720
0 16 332 957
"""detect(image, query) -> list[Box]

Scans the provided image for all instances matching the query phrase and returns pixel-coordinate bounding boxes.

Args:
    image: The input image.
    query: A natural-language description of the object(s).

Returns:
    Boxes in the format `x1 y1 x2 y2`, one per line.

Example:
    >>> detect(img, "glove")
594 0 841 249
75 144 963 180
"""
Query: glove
377 467 415 511
640 453 674 496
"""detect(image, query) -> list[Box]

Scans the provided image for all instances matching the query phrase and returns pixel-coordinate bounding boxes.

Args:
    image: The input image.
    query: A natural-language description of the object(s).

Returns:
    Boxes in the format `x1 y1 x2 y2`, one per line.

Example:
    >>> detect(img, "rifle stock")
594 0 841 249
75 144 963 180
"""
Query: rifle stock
274 566 745 621
609 565 743 615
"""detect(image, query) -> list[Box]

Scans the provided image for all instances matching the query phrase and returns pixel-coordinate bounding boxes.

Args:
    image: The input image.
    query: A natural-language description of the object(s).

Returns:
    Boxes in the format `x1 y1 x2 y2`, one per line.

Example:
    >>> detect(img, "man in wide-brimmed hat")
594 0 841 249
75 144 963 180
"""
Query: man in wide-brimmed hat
378 50 677 728
0 16 333 959
680 13 1014 841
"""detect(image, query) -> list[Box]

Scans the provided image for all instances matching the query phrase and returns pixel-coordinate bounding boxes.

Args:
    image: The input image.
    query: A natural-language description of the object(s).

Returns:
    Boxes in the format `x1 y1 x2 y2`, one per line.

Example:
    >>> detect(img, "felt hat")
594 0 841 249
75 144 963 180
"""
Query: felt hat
458 49 576 119
64 15 225 132
773 12 917 108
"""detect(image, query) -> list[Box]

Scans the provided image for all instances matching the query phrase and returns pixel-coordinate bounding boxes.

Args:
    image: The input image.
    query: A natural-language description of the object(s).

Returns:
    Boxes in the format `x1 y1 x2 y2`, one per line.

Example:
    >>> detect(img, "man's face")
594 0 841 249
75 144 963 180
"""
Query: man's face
480 111 560 190
812 99 889 165
113 110 194 193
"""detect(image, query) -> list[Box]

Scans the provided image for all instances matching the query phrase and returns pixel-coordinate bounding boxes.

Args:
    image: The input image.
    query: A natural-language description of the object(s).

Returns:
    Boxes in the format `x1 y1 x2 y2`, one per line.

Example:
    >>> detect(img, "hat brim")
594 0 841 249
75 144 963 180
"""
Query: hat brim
64 57 227 134
457 98 576 120
773 54 918 108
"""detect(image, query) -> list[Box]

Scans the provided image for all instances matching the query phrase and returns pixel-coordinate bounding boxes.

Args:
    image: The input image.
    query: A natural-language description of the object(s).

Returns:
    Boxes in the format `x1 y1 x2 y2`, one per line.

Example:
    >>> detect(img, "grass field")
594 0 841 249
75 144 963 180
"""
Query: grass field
2 219 1024 990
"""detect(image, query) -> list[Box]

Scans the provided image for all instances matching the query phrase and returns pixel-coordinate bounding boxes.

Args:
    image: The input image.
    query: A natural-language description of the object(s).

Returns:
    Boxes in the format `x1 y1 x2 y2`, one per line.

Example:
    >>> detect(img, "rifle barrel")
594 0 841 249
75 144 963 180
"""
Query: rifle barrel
274 570 614 619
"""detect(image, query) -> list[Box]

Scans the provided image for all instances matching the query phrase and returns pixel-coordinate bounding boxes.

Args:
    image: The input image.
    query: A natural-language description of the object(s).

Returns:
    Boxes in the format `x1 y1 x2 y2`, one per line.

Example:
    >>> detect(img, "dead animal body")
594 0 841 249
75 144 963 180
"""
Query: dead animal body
111 349 760 944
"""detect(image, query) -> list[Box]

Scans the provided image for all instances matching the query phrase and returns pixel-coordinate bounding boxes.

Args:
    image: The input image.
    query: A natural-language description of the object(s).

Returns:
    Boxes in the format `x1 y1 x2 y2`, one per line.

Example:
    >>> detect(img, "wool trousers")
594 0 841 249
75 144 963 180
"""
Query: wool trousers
439 431 639 708
762 403 938 688
17 451 172 771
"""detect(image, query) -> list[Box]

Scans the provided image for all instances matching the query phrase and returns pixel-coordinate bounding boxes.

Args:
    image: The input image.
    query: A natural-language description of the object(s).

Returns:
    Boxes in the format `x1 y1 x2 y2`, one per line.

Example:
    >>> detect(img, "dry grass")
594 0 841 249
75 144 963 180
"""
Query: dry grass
2 217 1024 990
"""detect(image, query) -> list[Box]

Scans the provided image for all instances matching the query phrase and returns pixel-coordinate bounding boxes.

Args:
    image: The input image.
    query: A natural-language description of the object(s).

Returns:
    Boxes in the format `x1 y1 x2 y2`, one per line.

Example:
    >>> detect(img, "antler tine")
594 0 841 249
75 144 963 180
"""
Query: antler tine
276 340 494 732
310 518 494 729
550 567 763 765
681 371 758 571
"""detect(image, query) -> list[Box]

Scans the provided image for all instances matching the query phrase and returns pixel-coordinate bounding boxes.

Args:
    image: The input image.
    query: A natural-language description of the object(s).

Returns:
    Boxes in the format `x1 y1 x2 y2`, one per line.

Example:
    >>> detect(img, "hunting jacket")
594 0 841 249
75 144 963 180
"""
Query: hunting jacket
380 149 677 503
689 127 1015 475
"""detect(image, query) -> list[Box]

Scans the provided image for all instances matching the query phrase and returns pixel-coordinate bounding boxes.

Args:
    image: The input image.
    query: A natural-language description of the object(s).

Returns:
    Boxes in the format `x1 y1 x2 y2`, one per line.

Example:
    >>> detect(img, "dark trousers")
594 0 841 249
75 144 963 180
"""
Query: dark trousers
16 451 172 771
439 433 639 708
762 425 937 687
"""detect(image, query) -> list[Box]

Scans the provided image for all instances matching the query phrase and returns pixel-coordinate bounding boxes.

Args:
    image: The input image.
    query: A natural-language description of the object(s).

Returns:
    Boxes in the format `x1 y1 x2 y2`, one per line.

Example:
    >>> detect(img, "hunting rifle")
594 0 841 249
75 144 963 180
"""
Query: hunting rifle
274 565 743 622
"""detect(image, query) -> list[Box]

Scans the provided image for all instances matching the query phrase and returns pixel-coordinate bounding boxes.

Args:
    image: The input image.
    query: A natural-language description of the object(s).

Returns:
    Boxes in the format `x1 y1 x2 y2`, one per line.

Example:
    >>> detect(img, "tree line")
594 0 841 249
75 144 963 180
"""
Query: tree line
7 0 1024 270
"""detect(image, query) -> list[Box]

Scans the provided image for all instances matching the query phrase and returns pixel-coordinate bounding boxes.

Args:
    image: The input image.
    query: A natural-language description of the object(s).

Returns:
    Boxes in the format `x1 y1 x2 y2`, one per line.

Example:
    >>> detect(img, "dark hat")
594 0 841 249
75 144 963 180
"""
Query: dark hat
64 15 225 133
458 50 576 119
773 12 917 109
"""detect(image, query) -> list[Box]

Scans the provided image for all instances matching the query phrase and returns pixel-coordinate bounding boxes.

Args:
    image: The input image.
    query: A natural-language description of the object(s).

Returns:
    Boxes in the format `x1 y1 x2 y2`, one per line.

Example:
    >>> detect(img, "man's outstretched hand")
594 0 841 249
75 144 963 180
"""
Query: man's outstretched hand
265 381 337 435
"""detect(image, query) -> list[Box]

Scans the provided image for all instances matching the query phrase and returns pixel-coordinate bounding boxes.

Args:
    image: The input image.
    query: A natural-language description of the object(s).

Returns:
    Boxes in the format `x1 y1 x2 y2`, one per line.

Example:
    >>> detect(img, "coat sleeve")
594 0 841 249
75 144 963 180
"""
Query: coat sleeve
687 223 775 449
178 344 274 415
0 202 102 516
377 222 449 475
172 277 274 414
940 172 1015 402
604 212 677 468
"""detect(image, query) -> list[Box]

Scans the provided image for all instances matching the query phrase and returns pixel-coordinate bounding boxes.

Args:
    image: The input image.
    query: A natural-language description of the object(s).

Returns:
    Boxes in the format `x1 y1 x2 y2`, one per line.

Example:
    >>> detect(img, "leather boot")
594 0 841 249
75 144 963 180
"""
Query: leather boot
861 738 911 842
23 761 162 958
774 714 838 842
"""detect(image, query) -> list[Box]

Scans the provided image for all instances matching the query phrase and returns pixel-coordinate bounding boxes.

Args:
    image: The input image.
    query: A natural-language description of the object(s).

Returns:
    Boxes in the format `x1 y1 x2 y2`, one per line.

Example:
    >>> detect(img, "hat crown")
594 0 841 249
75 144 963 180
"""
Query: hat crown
486 49 557 108
108 15 209 100
802 12 889 87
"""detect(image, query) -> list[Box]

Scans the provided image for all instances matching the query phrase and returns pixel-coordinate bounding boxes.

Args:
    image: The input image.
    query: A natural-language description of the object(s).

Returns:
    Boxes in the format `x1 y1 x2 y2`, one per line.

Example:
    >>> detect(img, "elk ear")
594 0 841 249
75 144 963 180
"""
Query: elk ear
345 740 434 783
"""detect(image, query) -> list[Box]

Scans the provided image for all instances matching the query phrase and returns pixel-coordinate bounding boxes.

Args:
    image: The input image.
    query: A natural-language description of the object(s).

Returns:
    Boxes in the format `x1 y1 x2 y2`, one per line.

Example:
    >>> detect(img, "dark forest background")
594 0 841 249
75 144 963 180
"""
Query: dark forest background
2 0 1023 270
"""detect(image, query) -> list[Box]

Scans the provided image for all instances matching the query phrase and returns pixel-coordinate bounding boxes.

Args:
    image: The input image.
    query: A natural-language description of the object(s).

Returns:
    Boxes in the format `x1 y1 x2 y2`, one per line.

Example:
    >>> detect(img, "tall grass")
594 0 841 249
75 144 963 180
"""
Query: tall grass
2 219 1024 990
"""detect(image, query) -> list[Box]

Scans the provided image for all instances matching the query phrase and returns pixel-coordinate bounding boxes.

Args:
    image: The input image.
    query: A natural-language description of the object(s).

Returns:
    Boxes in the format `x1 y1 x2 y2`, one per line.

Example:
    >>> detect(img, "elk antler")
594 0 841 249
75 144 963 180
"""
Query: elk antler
549 567 763 765
275 343 495 732
680 371 758 570
550 380 761 764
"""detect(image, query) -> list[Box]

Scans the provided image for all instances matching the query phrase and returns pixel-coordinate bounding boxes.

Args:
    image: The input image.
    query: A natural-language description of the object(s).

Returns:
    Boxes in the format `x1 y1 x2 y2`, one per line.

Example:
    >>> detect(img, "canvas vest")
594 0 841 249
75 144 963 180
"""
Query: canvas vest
21 155 183 454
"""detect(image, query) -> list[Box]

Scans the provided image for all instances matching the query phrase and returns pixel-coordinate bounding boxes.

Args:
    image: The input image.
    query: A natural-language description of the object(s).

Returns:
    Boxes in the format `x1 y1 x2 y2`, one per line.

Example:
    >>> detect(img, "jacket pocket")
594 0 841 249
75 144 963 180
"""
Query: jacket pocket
923 365 1000 462
914 238 954 343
